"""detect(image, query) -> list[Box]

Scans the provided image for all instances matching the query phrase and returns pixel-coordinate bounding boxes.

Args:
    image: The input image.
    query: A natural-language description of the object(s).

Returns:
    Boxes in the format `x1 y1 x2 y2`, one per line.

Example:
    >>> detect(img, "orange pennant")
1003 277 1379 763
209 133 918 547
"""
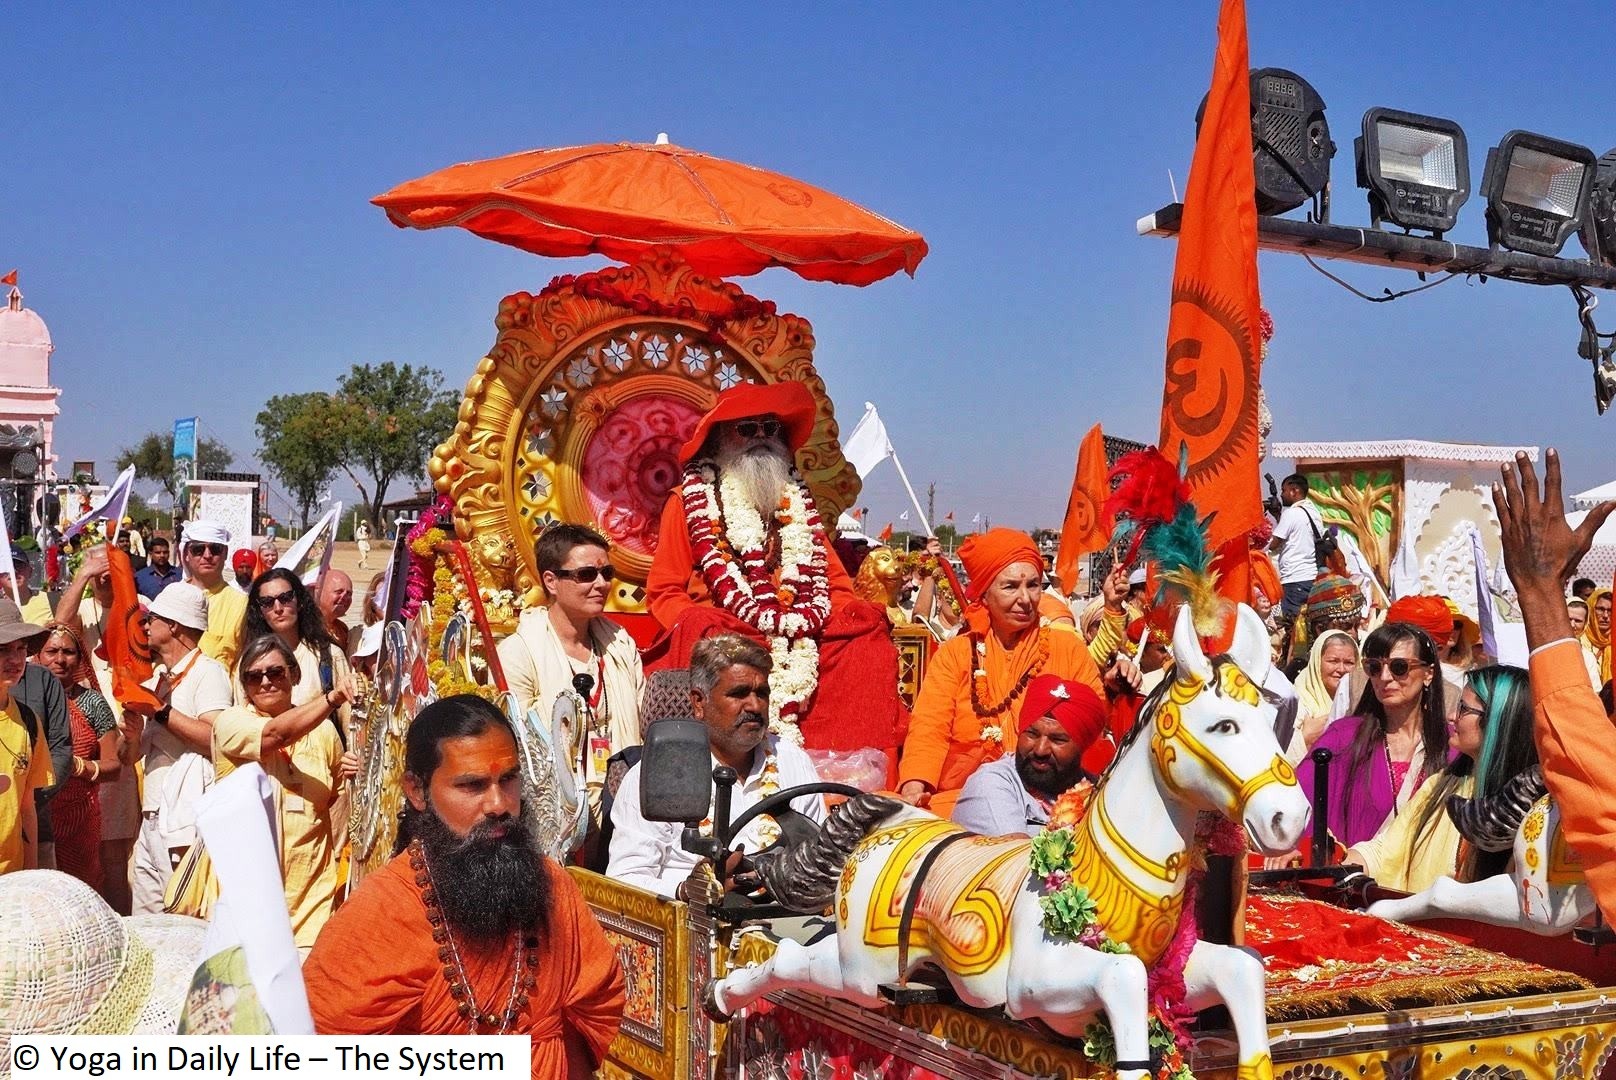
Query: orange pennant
878 522 894 543
0 270 16 287
1055 423 1113 594
1158 0 1264 556
102 545 162 714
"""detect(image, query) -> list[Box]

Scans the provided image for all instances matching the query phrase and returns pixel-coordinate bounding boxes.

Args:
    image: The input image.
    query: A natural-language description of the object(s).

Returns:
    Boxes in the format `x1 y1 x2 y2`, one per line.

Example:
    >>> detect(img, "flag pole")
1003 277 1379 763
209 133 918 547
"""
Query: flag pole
889 450 934 536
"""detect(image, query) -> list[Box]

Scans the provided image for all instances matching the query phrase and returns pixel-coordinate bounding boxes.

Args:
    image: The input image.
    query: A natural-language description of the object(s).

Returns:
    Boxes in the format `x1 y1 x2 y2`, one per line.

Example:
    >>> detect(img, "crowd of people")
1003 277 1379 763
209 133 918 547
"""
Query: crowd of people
5 378 1616 1076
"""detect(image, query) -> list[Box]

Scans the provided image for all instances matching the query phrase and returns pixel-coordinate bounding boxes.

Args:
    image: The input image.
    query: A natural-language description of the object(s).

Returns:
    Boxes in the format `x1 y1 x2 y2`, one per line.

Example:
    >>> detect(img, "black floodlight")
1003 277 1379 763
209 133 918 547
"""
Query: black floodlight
1355 108 1469 236
1578 148 1616 267
1481 131 1596 257
1250 68 1335 216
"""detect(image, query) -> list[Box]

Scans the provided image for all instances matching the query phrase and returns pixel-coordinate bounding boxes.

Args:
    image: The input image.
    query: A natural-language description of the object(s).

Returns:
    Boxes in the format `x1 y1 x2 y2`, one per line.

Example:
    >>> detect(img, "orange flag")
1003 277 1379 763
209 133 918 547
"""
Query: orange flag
1159 0 1264 565
0 270 16 287
101 545 162 714
878 522 894 543
1055 424 1113 594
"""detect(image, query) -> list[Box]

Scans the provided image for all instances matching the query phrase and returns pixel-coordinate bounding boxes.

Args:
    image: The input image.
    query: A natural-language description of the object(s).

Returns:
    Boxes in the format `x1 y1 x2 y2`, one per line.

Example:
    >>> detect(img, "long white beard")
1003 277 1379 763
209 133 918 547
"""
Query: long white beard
716 441 793 521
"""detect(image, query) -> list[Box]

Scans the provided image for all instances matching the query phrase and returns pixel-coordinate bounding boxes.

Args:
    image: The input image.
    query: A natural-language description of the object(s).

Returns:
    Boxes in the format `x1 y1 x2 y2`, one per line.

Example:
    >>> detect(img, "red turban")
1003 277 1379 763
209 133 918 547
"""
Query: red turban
1385 595 1452 644
231 549 258 575
958 528 1044 602
1019 675 1107 749
1249 550 1281 605
678 380 818 465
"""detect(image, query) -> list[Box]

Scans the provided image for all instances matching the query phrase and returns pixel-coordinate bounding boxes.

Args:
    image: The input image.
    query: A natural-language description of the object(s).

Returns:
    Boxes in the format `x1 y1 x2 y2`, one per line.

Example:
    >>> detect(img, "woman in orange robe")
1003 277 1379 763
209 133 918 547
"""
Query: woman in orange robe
897 529 1103 817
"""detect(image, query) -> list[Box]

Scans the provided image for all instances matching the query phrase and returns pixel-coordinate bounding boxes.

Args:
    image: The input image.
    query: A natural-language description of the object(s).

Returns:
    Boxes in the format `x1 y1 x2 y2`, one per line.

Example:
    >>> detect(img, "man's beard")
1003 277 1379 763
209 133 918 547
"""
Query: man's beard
1016 752 1081 800
408 800 551 942
716 438 794 521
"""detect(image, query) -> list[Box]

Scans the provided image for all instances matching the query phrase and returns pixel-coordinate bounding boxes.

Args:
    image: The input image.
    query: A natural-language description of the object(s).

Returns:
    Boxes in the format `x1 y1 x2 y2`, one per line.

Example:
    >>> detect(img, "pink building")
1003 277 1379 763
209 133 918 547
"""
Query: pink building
0 285 62 484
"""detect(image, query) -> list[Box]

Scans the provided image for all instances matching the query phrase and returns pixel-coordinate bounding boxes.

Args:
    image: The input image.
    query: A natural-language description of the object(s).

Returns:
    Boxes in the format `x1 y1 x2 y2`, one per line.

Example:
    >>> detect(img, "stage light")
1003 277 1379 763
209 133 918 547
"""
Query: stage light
1481 131 1596 257
1578 149 1616 267
1249 68 1335 217
1355 108 1469 236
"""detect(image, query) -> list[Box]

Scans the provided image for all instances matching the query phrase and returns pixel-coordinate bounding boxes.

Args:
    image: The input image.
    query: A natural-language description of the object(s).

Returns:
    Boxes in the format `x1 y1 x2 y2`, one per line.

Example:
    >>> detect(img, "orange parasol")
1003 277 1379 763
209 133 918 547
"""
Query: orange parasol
373 136 928 286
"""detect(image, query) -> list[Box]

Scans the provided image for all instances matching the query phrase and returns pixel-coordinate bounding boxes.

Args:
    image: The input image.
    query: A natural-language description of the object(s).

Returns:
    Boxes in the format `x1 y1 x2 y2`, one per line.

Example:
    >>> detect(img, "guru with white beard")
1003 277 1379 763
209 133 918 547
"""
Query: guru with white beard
645 381 906 762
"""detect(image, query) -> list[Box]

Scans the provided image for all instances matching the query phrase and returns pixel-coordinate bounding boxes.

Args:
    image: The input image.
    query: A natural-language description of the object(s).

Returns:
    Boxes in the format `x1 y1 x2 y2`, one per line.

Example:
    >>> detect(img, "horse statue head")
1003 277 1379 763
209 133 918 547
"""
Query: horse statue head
1149 601 1310 856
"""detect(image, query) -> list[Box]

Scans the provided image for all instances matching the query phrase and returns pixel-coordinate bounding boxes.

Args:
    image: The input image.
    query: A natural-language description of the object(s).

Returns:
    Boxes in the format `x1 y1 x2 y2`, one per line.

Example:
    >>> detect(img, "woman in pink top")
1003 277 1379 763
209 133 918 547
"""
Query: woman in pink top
1296 622 1453 846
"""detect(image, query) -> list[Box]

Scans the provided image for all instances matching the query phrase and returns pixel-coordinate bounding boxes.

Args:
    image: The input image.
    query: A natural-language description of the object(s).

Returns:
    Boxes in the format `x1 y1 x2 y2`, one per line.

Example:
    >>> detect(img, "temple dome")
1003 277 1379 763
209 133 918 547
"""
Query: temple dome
0 288 51 350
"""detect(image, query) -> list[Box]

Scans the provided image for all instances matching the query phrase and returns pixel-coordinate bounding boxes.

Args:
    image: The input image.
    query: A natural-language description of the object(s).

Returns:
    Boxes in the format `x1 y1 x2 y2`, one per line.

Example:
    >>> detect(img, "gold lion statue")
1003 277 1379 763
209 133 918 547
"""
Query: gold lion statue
852 546 908 625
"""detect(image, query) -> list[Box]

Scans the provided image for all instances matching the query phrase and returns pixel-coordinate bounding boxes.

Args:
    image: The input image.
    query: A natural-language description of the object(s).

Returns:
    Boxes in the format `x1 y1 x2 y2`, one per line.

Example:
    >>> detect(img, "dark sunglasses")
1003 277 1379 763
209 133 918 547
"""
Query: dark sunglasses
254 590 298 610
243 664 289 685
186 543 226 558
1363 657 1430 679
734 419 782 439
551 565 616 584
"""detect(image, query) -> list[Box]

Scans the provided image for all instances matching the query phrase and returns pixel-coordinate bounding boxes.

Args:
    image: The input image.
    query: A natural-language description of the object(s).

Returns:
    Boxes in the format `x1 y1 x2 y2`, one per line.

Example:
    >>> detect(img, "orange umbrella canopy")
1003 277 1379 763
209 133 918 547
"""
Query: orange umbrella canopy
373 138 928 286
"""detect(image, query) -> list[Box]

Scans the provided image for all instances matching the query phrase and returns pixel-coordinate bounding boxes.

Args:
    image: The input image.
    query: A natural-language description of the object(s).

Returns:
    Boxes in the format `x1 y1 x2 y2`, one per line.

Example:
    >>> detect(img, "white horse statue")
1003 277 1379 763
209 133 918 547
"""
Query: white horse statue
1367 770 1596 934
711 604 1310 1080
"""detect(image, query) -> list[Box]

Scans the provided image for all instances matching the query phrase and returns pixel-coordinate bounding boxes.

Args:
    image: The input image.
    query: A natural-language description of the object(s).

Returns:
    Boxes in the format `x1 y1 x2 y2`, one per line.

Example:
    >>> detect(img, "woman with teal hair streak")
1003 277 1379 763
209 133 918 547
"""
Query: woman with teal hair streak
1342 665 1538 894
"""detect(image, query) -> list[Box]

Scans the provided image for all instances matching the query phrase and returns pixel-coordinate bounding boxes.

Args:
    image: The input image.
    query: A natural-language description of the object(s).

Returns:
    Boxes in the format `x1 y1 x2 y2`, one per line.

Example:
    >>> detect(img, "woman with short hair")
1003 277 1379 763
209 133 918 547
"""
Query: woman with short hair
213 634 357 949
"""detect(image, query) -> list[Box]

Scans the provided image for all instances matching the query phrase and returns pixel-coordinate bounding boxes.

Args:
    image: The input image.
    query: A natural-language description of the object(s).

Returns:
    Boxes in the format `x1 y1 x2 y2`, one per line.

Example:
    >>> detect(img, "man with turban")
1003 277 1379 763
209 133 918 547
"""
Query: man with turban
897 528 1104 816
645 382 905 758
953 676 1104 836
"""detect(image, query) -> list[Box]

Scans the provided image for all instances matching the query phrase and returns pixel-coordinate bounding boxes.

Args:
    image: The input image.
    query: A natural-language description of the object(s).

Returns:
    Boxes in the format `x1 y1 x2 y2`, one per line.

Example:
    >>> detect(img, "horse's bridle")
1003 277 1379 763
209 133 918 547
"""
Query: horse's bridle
1150 661 1297 820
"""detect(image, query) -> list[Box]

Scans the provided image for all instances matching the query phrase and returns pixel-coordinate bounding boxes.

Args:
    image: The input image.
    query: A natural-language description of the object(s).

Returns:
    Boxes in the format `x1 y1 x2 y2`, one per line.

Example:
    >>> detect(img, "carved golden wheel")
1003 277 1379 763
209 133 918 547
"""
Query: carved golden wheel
430 250 859 614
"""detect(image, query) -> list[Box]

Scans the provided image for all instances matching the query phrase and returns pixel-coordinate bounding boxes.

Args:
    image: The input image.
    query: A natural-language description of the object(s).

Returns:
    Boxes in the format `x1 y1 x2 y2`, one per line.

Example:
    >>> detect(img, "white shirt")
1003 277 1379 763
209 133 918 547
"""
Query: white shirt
141 648 234 844
1272 500 1324 585
606 734 827 897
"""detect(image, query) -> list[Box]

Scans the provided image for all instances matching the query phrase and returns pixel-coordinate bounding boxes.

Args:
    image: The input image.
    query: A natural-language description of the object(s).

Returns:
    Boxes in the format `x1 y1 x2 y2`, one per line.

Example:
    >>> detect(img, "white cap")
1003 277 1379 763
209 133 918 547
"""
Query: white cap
352 622 383 659
181 520 231 547
147 582 209 632
1127 567 1147 586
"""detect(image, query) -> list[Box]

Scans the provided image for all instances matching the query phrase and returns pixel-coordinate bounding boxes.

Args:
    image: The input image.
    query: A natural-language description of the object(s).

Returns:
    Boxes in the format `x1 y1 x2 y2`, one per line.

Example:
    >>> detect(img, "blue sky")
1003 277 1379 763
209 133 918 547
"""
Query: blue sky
6 1 1614 529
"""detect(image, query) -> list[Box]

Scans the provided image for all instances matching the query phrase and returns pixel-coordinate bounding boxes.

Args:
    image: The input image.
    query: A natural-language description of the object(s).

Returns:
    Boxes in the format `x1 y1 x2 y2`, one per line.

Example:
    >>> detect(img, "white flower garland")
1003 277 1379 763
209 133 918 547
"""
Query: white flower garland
681 461 832 744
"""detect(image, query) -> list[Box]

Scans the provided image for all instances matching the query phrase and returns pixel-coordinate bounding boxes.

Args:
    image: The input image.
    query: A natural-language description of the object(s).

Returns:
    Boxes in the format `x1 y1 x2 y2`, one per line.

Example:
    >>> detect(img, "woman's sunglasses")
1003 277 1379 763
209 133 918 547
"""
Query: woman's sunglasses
734 419 782 439
254 590 298 610
243 664 289 685
1363 657 1430 679
552 565 616 584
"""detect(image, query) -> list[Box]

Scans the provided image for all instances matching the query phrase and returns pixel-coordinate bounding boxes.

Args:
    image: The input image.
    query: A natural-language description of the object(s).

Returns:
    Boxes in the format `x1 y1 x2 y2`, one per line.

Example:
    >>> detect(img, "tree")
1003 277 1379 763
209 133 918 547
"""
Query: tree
256 392 347 528
115 431 235 503
330 362 458 528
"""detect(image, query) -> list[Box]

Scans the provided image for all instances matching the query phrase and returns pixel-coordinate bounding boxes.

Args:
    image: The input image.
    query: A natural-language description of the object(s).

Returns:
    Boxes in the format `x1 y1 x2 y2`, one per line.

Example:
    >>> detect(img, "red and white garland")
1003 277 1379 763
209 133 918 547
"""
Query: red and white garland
682 461 832 743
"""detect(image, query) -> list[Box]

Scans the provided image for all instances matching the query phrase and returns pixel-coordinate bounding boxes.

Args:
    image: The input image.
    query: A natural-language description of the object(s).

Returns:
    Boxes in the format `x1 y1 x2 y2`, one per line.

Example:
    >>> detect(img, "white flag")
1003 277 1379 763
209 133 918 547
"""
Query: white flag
282 502 342 584
1469 527 1499 660
841 402 894 479
1390 523 1421 600
971 513 982 525
63 465 136 542
899 510 910 521
0 508 19 606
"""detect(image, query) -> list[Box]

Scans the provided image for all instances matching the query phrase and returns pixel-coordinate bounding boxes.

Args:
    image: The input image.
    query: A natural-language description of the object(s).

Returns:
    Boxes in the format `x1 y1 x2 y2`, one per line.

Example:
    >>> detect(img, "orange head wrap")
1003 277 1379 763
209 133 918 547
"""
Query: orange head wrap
1385 595 1453 646
1019 675 1107 750
957 528 1044 603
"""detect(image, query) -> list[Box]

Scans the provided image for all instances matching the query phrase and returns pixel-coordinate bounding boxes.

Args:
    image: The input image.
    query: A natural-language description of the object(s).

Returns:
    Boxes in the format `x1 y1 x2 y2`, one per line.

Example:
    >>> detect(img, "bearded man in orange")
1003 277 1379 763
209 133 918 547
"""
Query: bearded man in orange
304 695 624 1076
646 381 904 758
898 528 1104 817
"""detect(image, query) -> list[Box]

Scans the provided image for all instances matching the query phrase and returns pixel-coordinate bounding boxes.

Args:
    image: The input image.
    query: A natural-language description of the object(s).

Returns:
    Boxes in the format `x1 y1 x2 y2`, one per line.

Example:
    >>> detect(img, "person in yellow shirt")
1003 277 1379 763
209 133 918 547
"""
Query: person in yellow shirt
181 521 247 671
212 634 358 950
0 601 53 874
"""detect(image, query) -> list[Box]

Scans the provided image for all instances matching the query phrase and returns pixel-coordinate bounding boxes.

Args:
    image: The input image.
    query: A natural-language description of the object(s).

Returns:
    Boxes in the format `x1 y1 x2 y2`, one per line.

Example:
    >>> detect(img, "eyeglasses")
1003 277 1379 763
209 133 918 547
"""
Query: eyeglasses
186 543 226 558
551 565 616 584
1363 657 1431 679
254 590 297 610
243 665 289 686
1457 703 1486 720
734 419 782 439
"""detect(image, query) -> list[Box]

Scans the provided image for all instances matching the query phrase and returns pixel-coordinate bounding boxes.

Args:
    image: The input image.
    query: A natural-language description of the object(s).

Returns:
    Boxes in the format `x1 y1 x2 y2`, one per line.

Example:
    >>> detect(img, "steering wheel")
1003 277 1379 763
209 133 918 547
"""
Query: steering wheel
714 781 865 909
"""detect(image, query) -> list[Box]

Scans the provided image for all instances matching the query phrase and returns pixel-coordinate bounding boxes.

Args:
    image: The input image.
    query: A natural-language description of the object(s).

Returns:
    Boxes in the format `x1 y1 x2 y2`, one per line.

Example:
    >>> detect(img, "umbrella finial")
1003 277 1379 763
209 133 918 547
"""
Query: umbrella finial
655 132 670 145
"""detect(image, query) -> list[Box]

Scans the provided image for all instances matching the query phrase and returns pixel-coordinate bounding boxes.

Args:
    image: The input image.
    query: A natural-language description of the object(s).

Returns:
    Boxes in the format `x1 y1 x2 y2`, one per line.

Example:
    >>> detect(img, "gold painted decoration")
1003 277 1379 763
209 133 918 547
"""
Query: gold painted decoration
429 249 859 614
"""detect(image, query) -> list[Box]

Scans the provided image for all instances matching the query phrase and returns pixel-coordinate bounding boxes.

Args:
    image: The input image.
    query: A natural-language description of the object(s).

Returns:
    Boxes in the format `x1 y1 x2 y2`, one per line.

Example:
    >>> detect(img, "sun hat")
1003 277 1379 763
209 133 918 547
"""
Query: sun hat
677 380 817 465
147 582 209 633
0 871 206 1071
0 598 48 649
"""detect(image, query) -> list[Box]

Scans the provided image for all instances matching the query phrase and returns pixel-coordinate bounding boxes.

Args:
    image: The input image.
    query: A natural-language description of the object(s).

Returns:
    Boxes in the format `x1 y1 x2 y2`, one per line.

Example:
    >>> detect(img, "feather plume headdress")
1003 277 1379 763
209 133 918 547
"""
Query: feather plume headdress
1105 446 1236 649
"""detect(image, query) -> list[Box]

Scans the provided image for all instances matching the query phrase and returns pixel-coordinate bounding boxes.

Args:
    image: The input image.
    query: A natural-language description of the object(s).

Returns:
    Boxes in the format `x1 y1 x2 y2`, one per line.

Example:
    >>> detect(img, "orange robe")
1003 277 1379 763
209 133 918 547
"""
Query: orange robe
644 492 906 755
1531 639 1616 923
899 626 1103 816
304 852 624 1076
646 492 859 626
